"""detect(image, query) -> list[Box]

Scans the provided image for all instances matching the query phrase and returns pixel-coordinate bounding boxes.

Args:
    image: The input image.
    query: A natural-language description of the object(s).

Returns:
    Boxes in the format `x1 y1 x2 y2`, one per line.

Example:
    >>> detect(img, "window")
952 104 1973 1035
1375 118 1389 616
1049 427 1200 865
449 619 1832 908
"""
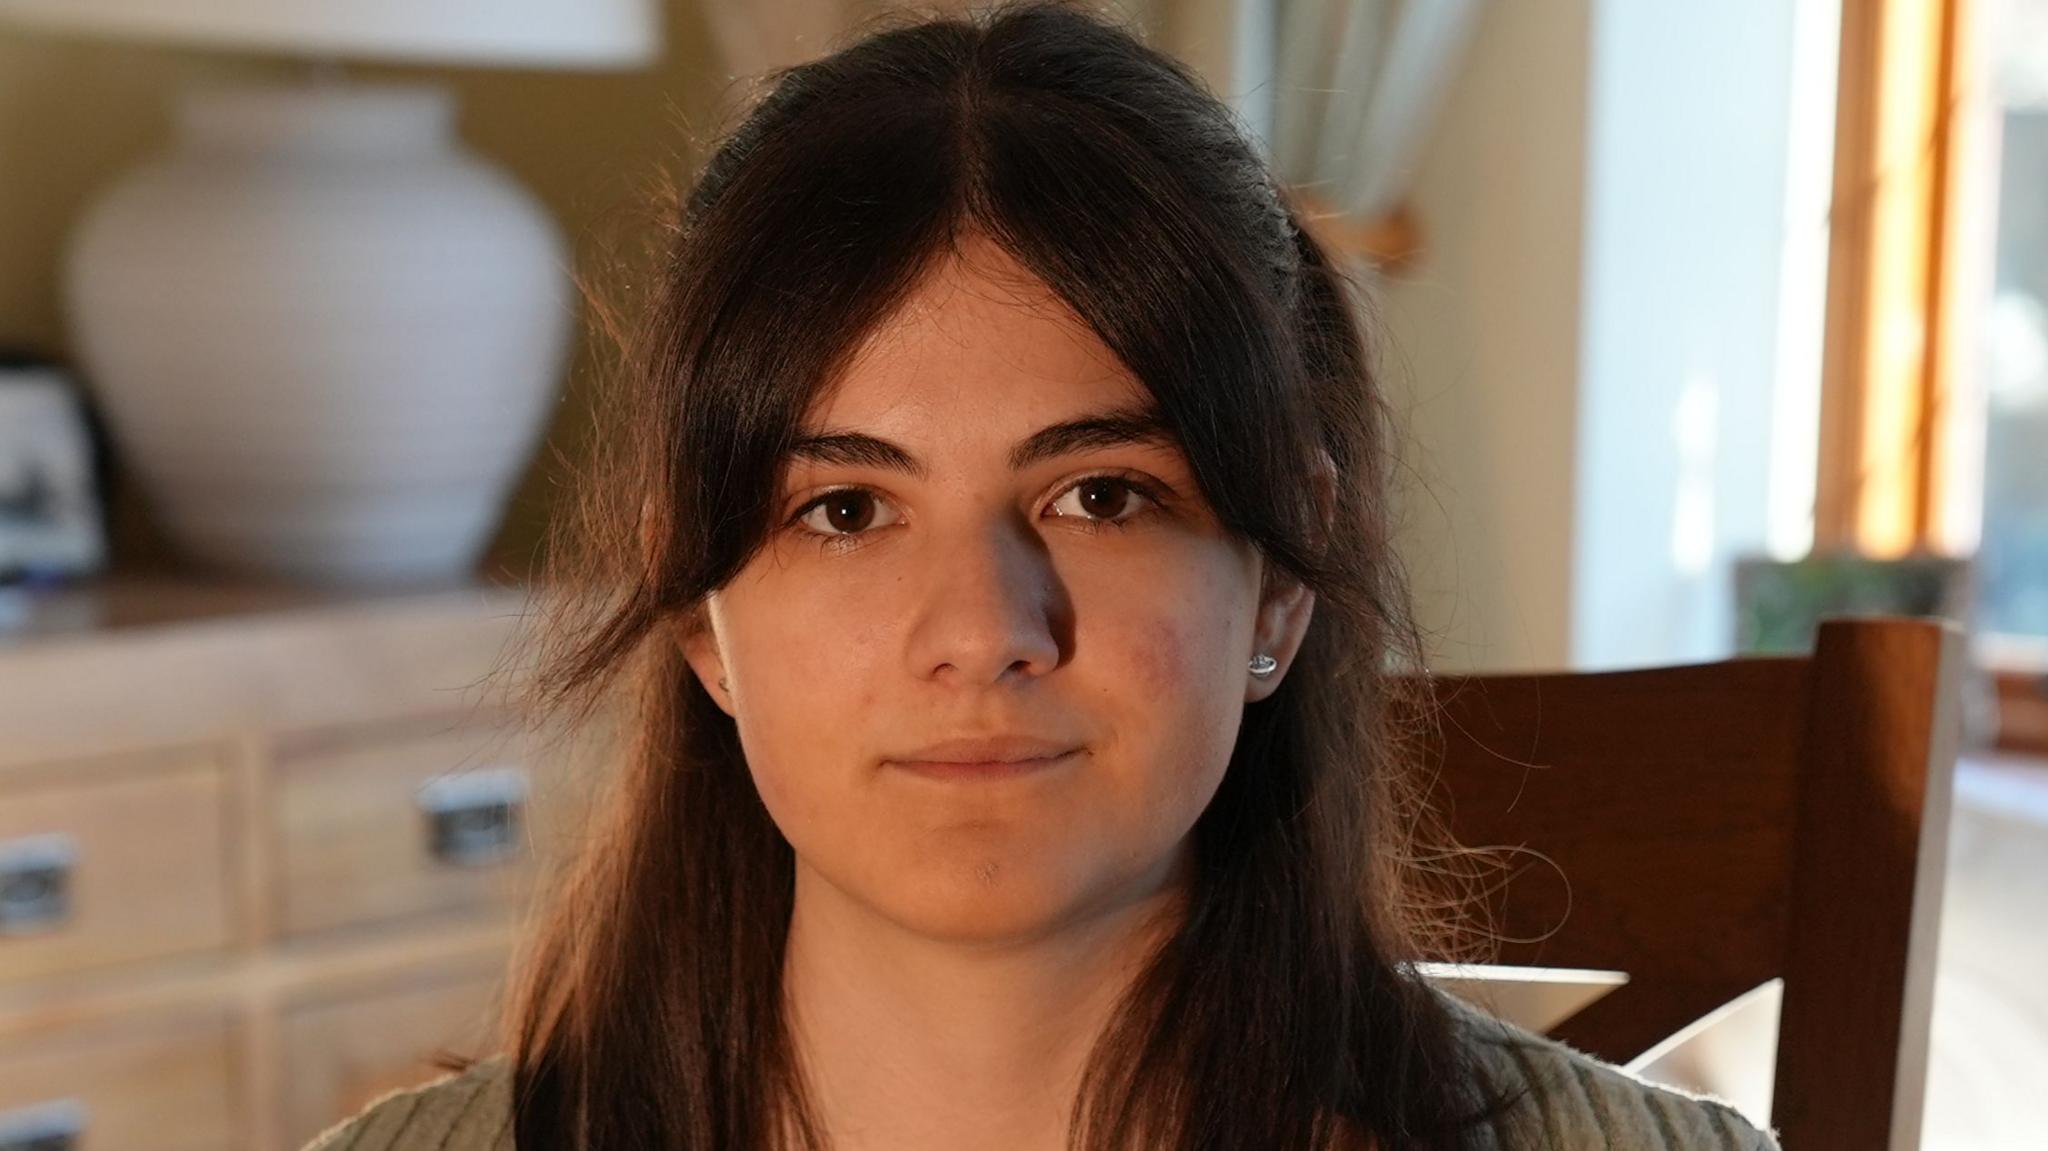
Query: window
1979 3 2048 643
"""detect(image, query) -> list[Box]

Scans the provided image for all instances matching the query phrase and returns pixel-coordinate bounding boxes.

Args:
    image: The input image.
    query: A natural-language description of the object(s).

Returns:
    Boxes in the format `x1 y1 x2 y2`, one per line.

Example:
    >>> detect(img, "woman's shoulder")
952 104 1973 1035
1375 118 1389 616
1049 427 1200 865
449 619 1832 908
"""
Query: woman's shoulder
1435 989 1782 1150
297 1054 513 1151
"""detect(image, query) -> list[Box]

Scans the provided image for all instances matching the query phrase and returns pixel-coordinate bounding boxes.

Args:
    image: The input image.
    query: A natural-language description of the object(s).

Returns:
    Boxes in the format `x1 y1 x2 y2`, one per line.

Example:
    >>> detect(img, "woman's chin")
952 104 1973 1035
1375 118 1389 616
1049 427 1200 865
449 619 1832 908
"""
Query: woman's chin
856 862 1124 947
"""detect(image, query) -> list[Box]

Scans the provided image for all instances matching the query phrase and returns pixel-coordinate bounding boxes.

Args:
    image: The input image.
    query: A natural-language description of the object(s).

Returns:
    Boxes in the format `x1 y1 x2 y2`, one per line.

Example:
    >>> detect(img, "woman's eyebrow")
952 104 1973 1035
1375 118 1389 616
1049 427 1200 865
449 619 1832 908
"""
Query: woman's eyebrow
780 402 1177 479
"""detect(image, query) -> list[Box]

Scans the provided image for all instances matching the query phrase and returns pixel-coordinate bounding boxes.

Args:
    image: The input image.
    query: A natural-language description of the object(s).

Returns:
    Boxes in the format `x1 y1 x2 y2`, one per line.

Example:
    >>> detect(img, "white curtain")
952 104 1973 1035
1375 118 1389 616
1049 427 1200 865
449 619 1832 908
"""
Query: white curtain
1267 0 1484 222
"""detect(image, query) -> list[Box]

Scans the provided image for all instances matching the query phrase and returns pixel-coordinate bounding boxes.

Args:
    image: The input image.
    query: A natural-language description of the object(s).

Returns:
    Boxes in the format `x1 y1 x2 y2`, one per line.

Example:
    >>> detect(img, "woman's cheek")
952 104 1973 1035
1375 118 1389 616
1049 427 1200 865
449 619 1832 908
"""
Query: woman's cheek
1125 614 1193 701
739 715 842 844
730 653 841 831
1117 552 1244 698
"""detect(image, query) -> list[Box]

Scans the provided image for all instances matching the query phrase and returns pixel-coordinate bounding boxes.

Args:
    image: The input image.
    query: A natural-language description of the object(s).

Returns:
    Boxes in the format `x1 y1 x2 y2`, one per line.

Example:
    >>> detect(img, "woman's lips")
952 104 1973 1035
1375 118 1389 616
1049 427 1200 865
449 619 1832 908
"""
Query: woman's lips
887 749 1082 780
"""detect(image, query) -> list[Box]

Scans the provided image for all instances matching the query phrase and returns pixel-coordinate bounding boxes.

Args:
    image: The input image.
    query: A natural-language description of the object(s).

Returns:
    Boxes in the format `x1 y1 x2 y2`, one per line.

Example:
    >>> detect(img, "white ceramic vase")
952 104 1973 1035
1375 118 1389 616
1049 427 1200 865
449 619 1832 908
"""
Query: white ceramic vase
64 81 571 585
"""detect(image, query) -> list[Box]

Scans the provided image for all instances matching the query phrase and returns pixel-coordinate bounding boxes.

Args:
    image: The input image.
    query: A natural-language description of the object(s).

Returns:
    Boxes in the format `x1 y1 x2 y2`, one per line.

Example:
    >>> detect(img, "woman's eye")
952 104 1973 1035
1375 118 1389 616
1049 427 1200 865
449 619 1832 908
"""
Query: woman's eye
794 489 902 537
1048 476 1159 525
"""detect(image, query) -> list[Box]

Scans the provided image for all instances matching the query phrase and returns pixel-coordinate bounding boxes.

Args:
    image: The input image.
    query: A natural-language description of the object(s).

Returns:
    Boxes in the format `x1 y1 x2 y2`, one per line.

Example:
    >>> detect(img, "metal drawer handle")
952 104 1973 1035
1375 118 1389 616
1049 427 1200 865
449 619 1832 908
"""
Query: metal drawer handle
0 834 76 936
0 1098 85 1151
416 766 528 867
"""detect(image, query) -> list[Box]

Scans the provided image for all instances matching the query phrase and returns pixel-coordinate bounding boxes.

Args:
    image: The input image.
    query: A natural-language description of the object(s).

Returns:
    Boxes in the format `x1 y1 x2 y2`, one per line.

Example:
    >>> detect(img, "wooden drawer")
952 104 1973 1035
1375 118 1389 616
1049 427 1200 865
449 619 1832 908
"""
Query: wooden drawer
273 718 569 940
0 751 234 985
278 961 504 1148
0 1006 238 1151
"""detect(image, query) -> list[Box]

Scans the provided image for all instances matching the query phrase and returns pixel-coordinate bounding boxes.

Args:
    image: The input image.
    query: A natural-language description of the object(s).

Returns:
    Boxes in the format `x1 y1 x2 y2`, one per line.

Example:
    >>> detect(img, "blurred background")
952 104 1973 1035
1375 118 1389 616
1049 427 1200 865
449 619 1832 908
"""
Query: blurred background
0 0 2042 1148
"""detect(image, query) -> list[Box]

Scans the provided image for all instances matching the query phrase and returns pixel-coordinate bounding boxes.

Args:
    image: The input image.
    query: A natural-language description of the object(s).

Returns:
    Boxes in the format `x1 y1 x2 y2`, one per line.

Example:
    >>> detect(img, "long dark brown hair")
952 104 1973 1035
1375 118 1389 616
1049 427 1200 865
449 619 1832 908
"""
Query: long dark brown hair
495 2 1522 1147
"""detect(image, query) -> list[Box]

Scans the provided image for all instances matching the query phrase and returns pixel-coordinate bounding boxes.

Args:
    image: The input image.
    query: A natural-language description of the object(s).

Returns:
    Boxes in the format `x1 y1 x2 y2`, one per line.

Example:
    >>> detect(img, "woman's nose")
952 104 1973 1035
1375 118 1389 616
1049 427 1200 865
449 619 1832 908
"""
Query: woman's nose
905 515 1068 686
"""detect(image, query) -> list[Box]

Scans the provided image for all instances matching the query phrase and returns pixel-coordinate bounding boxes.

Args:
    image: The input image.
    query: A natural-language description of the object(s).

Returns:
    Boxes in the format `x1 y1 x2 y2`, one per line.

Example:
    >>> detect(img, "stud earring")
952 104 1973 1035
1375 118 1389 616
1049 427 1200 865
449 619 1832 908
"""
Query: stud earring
1248 653 1277 678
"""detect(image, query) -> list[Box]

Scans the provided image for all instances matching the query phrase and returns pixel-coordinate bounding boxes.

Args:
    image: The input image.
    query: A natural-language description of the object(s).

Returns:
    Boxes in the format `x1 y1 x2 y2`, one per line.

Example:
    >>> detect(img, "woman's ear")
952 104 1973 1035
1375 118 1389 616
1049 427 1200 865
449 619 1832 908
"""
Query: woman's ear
674 602 736 717
1243 449 1334 702
1247 571 1316 704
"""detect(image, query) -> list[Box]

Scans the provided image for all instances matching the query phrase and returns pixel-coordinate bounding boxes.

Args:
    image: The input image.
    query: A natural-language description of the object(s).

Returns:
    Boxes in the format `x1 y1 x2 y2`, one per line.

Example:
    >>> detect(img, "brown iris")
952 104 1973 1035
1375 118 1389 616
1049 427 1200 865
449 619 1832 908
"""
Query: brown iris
818 490 877 533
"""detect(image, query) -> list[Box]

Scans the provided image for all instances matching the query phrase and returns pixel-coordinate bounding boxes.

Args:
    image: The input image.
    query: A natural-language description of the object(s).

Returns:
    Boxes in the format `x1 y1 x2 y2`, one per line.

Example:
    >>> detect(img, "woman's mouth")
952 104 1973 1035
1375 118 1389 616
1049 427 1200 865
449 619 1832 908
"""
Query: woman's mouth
887 748 1083 781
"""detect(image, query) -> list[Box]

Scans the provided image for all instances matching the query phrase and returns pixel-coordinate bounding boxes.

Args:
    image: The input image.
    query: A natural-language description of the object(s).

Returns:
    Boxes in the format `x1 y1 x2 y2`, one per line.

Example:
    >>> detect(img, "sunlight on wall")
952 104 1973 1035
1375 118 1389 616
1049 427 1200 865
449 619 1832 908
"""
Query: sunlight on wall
1764 0 1842 562
1671 371 1719 578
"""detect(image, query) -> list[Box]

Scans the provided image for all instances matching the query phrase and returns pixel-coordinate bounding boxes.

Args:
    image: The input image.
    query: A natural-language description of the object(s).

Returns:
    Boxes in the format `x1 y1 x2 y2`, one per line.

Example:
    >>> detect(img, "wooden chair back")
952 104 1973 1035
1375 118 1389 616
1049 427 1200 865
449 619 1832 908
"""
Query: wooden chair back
1409 615 1964 1150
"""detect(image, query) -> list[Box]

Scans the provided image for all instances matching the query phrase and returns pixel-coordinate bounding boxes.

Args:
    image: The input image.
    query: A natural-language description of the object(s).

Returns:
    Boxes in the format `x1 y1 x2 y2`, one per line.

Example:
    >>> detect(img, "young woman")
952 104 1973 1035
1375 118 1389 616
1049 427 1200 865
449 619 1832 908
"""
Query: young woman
304 3 1778 1148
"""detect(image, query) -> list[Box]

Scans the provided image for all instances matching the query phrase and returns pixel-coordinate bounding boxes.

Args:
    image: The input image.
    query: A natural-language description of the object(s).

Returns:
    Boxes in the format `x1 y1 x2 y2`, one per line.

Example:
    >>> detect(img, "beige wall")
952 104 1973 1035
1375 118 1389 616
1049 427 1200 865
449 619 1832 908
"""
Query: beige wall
1376 0 1590 673
0 1 1588 676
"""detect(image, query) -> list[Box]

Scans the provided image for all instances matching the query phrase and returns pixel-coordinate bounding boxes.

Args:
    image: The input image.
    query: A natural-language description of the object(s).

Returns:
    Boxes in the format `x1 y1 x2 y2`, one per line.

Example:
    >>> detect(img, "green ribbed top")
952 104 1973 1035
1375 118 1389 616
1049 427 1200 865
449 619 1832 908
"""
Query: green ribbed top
300 993 1780 1150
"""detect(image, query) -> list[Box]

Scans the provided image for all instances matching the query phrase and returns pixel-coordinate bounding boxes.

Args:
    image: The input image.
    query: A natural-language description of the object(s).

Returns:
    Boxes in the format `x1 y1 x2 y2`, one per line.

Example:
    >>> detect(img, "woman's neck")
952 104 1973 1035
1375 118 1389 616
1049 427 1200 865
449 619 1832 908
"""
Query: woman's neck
777 853 1190 1151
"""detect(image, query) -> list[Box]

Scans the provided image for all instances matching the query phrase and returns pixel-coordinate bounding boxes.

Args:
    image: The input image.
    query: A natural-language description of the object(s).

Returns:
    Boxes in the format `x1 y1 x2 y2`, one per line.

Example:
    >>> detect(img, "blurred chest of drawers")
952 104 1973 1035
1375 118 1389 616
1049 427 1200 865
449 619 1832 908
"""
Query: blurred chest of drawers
0 579 602 1150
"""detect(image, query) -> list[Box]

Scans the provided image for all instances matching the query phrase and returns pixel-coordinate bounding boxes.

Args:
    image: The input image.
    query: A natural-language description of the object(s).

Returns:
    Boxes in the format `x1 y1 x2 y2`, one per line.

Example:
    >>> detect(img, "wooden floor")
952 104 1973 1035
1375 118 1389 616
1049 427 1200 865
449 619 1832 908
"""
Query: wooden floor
1921 751 2048 1150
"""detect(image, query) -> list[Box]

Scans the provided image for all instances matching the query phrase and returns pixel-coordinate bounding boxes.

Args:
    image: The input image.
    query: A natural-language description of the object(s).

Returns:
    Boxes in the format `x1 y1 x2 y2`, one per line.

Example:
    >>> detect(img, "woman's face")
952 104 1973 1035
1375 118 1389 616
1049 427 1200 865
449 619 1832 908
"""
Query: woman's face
682 233 1316 946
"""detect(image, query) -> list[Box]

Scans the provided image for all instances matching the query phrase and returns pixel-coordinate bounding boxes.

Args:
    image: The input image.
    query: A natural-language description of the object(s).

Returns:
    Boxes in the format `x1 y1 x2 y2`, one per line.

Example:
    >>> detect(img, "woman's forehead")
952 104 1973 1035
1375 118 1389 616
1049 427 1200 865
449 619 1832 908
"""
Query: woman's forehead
805 240 1150 442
